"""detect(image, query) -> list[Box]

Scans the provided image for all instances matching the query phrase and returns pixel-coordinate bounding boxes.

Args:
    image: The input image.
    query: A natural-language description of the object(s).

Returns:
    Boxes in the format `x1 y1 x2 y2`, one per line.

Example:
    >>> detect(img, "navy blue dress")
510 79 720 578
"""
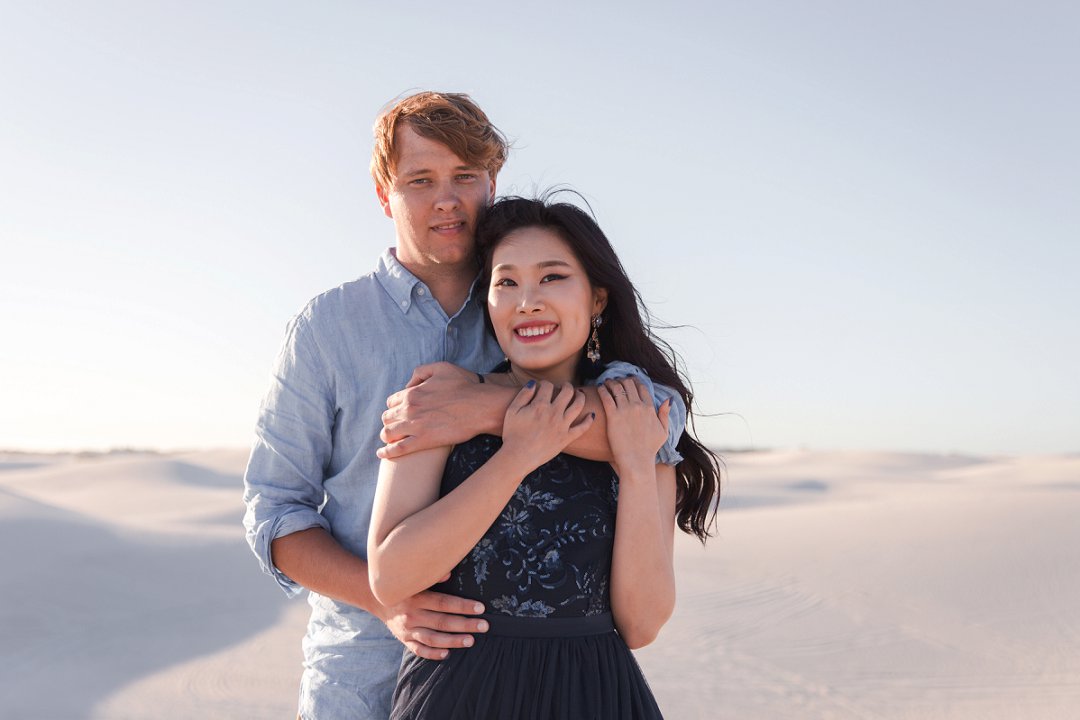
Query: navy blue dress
389 434 664 719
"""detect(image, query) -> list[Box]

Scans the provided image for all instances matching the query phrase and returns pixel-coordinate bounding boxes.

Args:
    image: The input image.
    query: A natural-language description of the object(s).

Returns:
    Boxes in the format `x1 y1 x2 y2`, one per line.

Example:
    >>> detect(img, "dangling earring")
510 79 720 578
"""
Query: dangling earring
586 314 603 362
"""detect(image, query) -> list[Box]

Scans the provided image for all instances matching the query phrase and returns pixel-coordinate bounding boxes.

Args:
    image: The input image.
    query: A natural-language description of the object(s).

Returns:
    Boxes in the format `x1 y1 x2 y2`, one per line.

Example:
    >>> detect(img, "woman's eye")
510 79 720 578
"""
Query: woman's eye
493 278 516 287
541 273 567 283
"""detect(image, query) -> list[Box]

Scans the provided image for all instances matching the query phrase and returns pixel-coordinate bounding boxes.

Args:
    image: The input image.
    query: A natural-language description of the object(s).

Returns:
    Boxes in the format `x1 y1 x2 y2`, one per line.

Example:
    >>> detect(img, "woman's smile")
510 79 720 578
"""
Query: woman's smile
513 322 559 341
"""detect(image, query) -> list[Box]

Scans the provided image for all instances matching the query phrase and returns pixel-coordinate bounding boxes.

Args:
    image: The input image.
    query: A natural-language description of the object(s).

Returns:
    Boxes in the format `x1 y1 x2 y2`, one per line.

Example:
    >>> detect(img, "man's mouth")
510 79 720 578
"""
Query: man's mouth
432 221 465 233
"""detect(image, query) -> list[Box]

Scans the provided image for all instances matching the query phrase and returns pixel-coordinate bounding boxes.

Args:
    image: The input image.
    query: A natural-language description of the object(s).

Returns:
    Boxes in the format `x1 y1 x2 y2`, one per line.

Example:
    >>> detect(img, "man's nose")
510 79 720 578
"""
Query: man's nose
434 181 461 211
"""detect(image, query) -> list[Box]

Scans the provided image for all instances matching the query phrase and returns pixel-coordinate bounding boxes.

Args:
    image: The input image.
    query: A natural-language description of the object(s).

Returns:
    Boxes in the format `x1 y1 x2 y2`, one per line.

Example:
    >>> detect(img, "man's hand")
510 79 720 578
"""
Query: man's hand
375 582 490 660
379 362 502 459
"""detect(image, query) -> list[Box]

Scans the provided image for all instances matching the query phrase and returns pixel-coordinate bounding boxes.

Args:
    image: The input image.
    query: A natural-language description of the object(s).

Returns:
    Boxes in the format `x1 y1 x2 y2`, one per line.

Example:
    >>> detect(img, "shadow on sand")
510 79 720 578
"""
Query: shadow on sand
0 488 290 719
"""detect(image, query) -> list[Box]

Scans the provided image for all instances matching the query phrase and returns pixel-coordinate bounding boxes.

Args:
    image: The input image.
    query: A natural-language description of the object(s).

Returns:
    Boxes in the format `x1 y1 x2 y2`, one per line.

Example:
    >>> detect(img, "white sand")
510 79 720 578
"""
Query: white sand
2 449 1077 719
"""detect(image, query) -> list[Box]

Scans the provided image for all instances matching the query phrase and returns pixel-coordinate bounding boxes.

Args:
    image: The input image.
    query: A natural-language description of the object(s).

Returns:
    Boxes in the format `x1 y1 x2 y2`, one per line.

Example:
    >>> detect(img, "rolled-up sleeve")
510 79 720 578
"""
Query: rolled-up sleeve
591 361 686 465
242 314 335 597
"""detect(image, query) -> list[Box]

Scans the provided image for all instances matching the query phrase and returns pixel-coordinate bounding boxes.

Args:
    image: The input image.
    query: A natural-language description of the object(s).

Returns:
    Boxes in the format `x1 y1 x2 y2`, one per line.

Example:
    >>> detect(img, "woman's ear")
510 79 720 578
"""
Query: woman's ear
592 287 609 316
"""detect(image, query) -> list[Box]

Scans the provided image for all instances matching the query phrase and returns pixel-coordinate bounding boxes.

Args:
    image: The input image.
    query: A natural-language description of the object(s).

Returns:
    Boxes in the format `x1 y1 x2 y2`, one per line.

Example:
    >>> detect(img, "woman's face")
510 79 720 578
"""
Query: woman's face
487 226 607 384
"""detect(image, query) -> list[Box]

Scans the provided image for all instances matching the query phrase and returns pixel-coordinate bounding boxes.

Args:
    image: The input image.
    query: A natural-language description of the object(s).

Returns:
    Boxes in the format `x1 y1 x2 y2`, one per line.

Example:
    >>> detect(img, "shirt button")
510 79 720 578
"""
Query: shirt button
400 300 408 308
417 288 426 296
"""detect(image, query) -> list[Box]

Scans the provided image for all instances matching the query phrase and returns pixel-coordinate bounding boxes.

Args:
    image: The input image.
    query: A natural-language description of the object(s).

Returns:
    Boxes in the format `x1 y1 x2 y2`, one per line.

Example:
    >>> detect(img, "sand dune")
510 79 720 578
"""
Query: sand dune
2 449 1077 719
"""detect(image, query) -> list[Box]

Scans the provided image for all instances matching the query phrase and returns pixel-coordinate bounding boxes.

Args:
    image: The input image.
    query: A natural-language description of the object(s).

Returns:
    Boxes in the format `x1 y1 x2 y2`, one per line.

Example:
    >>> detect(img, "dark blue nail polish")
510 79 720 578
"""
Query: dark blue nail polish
526 380 535 388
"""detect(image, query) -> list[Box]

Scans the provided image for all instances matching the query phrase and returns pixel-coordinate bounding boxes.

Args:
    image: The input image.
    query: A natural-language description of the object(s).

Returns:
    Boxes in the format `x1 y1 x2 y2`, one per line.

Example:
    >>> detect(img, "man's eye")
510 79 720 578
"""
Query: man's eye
456 173 477 181
409 178 431 186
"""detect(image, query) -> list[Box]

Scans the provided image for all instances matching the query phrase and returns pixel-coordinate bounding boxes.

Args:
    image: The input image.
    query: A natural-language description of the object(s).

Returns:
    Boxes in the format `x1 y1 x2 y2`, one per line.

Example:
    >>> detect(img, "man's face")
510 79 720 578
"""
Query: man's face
376 125 496 276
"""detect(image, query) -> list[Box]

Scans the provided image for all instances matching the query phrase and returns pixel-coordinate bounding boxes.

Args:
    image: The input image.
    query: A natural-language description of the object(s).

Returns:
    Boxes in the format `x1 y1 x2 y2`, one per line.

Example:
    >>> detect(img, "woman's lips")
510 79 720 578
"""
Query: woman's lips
513 323 557 342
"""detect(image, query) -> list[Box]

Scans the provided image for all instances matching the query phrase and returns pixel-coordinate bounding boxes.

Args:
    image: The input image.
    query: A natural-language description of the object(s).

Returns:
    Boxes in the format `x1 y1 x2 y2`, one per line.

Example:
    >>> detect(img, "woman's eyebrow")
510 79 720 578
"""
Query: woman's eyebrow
493 259 573 272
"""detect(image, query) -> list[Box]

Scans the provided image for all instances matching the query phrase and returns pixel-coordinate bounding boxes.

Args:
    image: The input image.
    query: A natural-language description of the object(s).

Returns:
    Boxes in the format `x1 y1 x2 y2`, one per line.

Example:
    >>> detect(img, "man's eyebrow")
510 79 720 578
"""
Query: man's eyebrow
400 164 480 178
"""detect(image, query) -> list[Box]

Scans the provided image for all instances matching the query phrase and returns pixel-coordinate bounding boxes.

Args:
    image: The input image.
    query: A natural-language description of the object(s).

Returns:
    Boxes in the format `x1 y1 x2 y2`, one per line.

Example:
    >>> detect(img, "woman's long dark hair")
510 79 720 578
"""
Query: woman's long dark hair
475 192 721 542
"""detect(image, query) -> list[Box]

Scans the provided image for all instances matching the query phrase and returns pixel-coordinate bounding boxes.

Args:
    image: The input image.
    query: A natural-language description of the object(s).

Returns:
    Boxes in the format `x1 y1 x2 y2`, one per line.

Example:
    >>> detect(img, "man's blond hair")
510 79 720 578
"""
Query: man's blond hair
371 91 509 192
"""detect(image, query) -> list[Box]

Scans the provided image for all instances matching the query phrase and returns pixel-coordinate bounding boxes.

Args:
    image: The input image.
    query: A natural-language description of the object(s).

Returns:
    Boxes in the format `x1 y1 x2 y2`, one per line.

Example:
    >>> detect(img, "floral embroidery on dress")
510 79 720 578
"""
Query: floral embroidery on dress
436 435 618 619
490 596 555 618
468 537 498 585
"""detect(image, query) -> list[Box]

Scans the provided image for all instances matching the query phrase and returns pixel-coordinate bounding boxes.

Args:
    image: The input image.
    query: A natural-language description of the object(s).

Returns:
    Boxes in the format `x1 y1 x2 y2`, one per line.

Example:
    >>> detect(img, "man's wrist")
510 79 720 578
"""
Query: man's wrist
478 383 513 436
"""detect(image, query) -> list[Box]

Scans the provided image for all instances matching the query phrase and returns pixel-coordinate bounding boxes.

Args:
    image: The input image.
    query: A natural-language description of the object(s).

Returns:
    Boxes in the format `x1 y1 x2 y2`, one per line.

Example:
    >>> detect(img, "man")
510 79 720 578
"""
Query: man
243 91 675 719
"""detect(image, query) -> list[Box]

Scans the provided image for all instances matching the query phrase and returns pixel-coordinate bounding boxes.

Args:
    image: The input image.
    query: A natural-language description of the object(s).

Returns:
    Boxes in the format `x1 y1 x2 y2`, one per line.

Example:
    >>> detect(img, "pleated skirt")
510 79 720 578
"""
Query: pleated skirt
390 613 663 720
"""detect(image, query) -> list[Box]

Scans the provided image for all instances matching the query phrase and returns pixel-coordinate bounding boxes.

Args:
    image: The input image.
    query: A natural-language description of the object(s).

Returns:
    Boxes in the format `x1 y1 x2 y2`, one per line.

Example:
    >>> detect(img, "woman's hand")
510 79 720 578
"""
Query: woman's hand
498 381 594 473
603 378 678 647
598 377 671 478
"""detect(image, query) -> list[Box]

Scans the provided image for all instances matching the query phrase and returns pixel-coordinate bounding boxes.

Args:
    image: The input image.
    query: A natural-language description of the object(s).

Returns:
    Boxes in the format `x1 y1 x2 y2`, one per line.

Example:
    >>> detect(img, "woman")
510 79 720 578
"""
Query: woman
368 195 720 719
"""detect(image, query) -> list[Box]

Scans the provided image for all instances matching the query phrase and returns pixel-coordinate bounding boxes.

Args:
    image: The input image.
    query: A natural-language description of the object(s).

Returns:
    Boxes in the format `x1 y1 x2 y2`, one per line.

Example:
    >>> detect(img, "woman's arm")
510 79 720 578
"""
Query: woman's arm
609 462 678 649
599 377 679 649
367 381 594 608
367 445 520 608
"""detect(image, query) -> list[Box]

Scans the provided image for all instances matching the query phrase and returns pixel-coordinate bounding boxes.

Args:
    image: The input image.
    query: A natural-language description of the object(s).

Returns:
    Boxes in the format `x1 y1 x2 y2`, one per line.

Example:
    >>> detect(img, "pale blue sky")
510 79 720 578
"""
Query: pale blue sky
2 1 1077 455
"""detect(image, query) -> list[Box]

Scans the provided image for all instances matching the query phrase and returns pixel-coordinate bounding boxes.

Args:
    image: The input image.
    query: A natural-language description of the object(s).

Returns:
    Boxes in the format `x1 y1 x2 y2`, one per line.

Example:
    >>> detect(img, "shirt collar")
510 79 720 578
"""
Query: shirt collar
375 248 486 317
375 248 422 314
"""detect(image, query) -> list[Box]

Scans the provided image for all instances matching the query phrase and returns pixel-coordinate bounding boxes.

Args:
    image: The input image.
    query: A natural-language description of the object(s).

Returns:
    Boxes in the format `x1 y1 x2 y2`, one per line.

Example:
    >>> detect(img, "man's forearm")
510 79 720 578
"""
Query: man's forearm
477 384 612 462
563 386 613 461
379 363 621 462
270 527 382 618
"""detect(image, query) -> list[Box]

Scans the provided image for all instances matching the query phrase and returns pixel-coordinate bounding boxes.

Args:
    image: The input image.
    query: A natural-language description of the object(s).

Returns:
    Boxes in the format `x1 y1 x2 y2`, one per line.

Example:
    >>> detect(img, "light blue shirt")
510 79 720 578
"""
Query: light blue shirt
243 248 685 720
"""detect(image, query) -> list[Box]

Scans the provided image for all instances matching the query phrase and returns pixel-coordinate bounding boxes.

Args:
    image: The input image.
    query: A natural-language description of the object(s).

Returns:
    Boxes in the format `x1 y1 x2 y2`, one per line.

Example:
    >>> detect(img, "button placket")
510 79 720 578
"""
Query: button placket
445 325 457 356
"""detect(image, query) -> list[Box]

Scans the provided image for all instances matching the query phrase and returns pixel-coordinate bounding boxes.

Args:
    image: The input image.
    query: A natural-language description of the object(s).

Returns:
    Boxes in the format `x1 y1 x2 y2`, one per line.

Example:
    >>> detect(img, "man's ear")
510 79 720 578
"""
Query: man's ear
593 287 609 315
376 184 393 219
487 176 497 206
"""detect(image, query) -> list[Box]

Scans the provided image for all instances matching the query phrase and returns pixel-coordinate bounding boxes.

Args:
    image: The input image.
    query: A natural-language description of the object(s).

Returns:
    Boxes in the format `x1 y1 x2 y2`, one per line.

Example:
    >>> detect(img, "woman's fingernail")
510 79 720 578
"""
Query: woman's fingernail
526 380 535 388
474 602 485 613
462 636 474 647
591 412 596 419
477 620 489 632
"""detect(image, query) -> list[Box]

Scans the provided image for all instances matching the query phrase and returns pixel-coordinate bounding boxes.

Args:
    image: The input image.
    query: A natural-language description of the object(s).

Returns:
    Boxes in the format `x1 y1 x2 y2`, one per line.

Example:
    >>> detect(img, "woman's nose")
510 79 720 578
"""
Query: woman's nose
518 289 543 312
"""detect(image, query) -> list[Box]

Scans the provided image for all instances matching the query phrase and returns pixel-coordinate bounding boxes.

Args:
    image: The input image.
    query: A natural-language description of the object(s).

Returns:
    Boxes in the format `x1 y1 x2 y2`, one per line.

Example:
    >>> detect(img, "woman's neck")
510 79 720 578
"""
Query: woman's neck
505 363 577 388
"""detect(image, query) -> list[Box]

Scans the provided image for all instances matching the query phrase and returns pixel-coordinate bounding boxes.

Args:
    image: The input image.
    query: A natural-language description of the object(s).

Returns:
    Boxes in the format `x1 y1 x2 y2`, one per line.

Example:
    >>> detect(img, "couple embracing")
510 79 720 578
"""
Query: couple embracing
242 91 720 720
